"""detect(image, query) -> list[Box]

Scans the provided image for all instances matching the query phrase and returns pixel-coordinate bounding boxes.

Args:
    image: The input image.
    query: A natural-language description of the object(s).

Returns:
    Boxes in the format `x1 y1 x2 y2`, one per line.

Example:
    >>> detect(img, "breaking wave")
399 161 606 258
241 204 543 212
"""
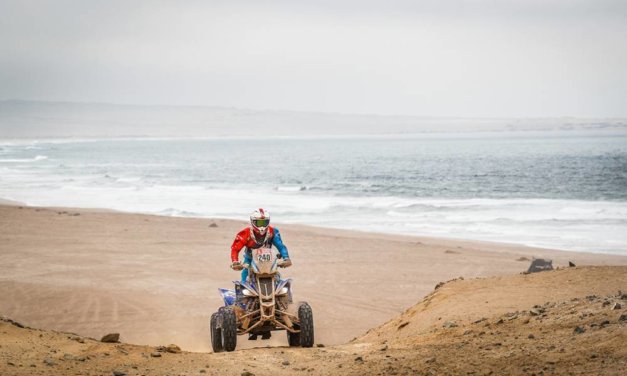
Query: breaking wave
0 155 48 163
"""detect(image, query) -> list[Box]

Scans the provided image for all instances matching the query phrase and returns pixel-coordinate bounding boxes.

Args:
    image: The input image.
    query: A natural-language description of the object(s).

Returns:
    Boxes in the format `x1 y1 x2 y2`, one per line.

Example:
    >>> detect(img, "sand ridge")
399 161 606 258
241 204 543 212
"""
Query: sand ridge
1 266 626 375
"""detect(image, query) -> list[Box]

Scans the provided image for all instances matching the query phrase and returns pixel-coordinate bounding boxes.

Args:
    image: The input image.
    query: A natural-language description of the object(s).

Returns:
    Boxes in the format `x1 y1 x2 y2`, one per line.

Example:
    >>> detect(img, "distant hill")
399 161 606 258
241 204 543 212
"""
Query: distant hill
1 99 626 138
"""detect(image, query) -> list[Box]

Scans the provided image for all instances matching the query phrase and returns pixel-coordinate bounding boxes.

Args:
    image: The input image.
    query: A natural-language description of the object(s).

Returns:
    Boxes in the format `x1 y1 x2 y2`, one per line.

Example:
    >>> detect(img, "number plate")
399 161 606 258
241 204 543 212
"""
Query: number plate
255 248 272 262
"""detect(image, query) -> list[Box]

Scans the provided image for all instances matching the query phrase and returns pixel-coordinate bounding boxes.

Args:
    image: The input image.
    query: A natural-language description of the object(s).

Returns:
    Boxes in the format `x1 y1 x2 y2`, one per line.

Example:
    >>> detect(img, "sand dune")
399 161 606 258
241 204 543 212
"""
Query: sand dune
1 266 625 375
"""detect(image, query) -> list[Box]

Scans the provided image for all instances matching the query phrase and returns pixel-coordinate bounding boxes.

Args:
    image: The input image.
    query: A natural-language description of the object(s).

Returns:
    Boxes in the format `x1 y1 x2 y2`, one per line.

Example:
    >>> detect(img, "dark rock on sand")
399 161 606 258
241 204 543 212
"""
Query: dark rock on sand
527 258 553 273
101 333 120 343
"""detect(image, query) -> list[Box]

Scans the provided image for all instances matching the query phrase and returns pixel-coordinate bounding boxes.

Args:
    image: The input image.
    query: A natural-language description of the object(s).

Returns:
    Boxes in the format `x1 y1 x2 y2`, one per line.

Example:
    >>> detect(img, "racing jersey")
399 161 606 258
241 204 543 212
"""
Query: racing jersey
230 226 290 262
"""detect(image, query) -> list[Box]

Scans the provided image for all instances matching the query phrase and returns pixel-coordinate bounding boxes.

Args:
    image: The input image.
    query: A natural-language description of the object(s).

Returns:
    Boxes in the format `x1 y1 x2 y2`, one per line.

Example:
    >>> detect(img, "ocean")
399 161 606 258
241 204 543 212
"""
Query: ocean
1 132 626 254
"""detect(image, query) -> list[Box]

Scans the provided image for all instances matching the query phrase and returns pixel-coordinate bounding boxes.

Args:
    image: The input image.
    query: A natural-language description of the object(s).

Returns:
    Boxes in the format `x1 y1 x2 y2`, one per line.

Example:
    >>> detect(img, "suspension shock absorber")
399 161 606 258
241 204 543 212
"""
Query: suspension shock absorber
245 297 256 312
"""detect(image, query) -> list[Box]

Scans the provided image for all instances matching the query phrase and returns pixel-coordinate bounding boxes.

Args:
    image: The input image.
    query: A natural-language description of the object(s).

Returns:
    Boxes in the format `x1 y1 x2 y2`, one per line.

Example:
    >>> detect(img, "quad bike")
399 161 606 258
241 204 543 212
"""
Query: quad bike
210 248 314 352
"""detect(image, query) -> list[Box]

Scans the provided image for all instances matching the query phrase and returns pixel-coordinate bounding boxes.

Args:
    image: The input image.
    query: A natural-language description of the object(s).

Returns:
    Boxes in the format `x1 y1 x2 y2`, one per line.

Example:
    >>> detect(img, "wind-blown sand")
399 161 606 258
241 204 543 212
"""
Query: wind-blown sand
1 203 626 355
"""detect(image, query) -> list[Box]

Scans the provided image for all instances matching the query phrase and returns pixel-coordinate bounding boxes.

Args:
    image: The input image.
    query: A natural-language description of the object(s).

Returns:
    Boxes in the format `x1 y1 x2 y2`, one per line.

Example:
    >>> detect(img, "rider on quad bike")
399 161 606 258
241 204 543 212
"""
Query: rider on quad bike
230 208 292 282
229 208 292 340
211 208 313 351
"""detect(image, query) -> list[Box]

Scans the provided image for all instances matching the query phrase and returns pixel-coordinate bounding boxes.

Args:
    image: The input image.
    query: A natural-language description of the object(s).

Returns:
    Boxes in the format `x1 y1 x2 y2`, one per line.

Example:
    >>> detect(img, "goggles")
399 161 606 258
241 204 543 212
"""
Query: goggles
252 218 270 227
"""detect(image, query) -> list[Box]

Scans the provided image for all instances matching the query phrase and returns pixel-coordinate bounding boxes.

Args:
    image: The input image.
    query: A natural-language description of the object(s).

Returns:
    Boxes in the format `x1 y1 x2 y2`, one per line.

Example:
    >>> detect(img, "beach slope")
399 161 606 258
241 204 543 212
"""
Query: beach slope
0 203 626 354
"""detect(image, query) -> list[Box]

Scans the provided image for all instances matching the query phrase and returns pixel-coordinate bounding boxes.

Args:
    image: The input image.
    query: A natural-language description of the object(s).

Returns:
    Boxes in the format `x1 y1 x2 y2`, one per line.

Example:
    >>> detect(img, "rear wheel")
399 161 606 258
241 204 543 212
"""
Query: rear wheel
210 312 223 353
298 302 314 348
221 307 238 352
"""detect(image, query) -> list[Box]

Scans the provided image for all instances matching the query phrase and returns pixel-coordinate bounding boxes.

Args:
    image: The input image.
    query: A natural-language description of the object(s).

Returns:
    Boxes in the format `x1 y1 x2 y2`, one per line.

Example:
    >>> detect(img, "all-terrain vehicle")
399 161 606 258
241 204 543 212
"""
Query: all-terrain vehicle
210 248 314 352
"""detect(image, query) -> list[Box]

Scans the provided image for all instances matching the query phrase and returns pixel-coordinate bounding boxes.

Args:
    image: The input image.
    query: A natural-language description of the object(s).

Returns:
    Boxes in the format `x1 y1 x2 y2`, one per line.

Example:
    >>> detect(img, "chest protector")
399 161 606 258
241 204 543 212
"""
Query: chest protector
245 227 274 254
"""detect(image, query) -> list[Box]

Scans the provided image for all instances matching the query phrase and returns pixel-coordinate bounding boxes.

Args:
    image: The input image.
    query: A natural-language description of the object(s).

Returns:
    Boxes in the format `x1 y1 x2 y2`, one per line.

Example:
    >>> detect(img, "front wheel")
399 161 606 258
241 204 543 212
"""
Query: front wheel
287 328 300 346
221 307 238 352
298 302 314 348
210 312 223 352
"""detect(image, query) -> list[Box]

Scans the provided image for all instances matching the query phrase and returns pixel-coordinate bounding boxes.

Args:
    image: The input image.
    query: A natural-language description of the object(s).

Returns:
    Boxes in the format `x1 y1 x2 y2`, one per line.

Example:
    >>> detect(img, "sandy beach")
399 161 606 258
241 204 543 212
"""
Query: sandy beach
1 203 626 354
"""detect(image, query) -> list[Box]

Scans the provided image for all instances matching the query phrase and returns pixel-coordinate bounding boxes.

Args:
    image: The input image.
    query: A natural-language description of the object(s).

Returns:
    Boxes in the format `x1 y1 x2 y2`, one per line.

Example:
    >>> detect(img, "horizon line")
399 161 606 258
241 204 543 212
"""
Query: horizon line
3 98 626 121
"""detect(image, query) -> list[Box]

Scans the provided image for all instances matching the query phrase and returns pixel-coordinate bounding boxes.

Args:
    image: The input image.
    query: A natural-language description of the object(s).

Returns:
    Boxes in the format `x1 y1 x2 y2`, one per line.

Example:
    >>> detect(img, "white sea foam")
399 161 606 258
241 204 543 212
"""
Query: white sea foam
1 177 626 255
276 185 307 192
0 136 626 255
0 155 48 163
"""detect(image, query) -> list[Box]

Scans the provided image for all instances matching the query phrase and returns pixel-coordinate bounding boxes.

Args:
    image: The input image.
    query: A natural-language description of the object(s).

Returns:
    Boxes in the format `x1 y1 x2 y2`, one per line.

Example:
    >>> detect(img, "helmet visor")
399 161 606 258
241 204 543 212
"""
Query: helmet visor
252 218 270 228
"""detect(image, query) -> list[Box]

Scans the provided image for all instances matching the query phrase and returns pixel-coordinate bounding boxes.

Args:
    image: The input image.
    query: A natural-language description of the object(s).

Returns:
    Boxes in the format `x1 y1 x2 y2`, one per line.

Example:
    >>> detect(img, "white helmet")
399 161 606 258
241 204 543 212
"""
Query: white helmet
250 208 270 236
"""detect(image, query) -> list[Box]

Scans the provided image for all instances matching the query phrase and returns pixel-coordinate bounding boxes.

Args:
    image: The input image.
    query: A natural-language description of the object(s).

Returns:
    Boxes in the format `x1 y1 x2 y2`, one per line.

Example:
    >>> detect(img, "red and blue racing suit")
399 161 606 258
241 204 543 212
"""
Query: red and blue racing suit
230 226 290 282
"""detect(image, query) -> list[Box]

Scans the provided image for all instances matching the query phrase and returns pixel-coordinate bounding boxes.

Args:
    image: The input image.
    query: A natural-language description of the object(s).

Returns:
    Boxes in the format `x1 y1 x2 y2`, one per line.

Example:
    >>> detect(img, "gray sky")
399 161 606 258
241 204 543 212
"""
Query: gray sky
1 0 626 117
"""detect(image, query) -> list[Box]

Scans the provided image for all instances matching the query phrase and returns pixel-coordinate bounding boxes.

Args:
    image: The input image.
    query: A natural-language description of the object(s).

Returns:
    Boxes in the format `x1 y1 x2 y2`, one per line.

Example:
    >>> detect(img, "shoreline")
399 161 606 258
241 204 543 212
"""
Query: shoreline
1 203 626 352
1 199 624 256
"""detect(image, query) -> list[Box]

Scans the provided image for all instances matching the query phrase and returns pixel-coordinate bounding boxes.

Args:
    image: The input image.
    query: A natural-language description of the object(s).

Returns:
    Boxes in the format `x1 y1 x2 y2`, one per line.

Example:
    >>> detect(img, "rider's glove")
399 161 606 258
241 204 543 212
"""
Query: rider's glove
231 261 243 271
279 259 292 268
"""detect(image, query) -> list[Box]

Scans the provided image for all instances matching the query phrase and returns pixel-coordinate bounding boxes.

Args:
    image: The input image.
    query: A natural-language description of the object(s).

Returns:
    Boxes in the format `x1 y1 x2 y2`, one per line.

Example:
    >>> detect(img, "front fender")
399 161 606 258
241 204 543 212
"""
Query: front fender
218 288 236 306
276 278 293 302
276 278 292 291
234 280 258 296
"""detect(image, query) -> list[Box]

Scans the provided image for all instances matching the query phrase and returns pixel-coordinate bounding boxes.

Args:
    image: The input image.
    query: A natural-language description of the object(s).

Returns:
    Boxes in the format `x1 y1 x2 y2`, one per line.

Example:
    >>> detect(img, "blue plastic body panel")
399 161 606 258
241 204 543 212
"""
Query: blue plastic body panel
218 288 236 306
218 277 293 308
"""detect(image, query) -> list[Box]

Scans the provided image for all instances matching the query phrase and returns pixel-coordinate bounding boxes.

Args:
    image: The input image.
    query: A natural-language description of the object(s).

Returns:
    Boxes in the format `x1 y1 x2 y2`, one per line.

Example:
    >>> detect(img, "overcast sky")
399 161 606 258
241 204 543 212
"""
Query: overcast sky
1 0 626 117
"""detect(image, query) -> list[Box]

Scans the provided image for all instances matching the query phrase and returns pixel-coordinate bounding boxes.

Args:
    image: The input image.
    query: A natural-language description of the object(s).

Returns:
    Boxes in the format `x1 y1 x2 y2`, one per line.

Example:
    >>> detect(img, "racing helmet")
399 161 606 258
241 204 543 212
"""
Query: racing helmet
250 208 270 236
